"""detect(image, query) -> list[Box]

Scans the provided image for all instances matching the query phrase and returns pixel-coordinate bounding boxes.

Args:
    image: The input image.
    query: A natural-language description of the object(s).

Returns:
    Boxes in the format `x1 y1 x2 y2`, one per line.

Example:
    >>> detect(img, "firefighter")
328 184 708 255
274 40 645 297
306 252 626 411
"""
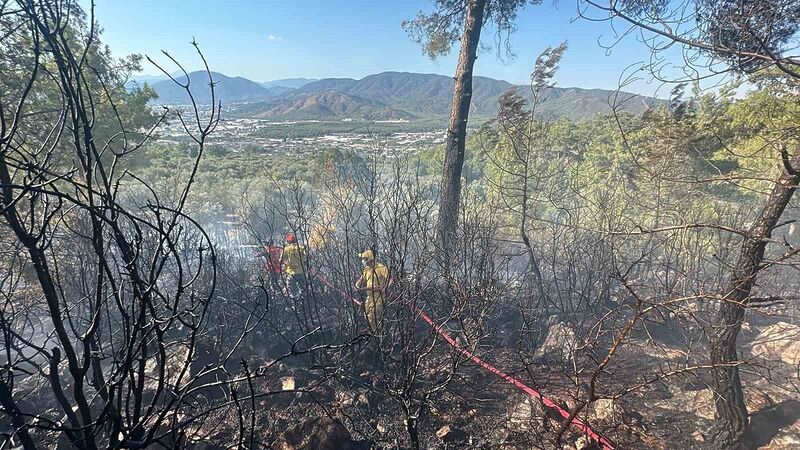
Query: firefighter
281 233 306 298
263 239 283 292
354 249 391 336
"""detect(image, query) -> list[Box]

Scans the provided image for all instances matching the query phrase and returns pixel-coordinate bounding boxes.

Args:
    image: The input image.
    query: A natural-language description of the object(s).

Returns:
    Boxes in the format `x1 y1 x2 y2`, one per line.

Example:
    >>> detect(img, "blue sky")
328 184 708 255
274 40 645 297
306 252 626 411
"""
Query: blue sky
91 0 669 96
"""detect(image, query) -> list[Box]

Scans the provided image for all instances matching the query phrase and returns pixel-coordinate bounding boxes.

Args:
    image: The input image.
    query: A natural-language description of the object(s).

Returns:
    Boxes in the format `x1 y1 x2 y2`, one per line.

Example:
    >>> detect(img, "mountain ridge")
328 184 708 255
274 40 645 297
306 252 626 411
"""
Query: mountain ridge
261 78 318 89
147 70 665 121
149 71 276 105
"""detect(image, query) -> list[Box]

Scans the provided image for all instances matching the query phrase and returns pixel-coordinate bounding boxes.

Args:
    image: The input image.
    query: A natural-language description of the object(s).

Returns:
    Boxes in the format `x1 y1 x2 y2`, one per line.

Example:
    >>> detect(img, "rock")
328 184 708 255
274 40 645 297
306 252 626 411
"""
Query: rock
534 321 576 361
274 416 354 450
572 436 605 450
746 390 774 412
588 399 624 422
144 344 191 391
355 390 370 407
687 389 716 420
691 430 705 442
281 376 296 391
336 390 354 406
436 425 468 444
508 397 547 431
751 322 800 366
641 345 686 360
653 385 717 422
574 436 590 449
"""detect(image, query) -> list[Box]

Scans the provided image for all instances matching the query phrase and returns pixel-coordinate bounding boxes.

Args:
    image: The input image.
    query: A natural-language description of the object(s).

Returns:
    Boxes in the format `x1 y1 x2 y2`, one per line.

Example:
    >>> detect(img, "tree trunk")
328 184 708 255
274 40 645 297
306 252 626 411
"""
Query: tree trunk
0 377 37 449
406 416 420 450
437 0 487 259
710 154 800 448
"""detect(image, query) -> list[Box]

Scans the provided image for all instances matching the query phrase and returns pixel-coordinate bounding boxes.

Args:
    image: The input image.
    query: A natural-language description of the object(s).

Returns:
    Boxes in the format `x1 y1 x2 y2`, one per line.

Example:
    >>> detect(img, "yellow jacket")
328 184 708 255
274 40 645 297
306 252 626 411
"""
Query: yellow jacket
361 262 389 296
282 243 306 275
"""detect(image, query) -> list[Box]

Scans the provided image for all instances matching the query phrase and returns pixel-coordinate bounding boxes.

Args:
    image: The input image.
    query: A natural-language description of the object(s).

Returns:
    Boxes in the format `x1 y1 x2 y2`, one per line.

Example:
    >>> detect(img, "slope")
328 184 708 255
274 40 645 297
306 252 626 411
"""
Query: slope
237 90 415 121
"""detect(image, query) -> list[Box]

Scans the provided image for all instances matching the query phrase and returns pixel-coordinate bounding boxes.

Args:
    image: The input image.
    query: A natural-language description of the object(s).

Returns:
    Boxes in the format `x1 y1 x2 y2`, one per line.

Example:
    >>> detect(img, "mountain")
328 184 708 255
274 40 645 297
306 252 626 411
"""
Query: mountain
236 90 414 121
150 71 275 105
146 70 664 120
238 71 664 121
261 78 318 89
291 78 358 95
532 87 659 121
265 86 296 96
293 72 513 117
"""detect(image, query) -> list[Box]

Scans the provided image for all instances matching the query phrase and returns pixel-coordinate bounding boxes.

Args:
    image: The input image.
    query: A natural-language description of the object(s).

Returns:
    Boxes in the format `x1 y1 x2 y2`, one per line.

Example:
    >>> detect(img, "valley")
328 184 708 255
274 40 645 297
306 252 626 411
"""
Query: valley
157 114 446 157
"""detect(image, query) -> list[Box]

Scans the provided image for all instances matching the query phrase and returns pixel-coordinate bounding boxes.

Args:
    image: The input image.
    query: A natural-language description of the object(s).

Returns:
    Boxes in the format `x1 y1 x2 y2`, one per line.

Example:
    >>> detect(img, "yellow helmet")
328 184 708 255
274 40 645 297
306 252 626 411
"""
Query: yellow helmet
358 249 375 260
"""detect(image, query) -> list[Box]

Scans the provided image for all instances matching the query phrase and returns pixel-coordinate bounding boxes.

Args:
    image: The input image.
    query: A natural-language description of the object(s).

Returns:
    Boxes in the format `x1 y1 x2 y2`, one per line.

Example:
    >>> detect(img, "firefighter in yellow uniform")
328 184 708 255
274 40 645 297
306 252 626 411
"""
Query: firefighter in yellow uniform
355 249 390 336
281 233 306 298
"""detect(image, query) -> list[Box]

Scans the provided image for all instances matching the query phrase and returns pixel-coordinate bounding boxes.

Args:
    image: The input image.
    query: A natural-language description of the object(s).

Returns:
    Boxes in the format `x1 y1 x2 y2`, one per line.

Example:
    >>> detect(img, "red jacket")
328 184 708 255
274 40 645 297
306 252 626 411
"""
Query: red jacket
265 246 283 273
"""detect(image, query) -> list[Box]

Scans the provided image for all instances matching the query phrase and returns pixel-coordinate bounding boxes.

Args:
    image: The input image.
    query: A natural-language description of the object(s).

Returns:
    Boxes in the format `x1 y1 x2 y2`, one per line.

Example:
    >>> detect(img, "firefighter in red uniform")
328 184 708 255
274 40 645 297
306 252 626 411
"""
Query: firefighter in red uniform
263 240 283 292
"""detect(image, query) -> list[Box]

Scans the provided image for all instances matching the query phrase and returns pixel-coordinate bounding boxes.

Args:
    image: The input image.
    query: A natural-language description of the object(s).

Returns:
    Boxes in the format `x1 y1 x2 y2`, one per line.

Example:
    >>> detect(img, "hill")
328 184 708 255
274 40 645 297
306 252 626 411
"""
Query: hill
235 90 415 121
532 86 659 121
150 71 275 105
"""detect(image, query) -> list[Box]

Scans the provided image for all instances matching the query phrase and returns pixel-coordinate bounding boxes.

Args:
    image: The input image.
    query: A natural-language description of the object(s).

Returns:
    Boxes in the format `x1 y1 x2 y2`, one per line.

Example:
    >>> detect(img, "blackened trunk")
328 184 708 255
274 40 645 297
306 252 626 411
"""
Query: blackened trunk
406 416 420 450
0 377 37 449
437 0 487 259
710 155 800 448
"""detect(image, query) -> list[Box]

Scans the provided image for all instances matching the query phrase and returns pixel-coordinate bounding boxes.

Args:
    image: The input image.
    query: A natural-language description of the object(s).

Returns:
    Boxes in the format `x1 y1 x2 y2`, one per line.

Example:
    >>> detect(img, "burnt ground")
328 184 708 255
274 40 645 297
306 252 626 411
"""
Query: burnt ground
6 285 798 449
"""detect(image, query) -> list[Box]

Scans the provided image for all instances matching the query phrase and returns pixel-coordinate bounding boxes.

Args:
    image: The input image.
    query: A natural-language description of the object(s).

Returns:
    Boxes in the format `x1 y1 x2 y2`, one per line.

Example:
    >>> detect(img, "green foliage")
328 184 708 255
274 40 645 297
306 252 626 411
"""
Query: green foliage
1 3 160 175
716 76 800 186
419 133 487 181
480 78 800 236
124 142 373 226
404 0 540 59
402 9 461 59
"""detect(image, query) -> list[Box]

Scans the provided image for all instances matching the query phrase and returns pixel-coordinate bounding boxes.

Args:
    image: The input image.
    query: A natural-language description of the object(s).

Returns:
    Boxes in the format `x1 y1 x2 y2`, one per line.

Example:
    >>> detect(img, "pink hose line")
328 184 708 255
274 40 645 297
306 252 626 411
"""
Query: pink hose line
312 271 615 450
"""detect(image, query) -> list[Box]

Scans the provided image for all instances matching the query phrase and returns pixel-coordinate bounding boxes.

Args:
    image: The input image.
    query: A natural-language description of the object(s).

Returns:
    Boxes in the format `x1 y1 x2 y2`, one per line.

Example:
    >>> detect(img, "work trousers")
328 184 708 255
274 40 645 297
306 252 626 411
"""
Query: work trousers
364 294 385 336
285 273 305 298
